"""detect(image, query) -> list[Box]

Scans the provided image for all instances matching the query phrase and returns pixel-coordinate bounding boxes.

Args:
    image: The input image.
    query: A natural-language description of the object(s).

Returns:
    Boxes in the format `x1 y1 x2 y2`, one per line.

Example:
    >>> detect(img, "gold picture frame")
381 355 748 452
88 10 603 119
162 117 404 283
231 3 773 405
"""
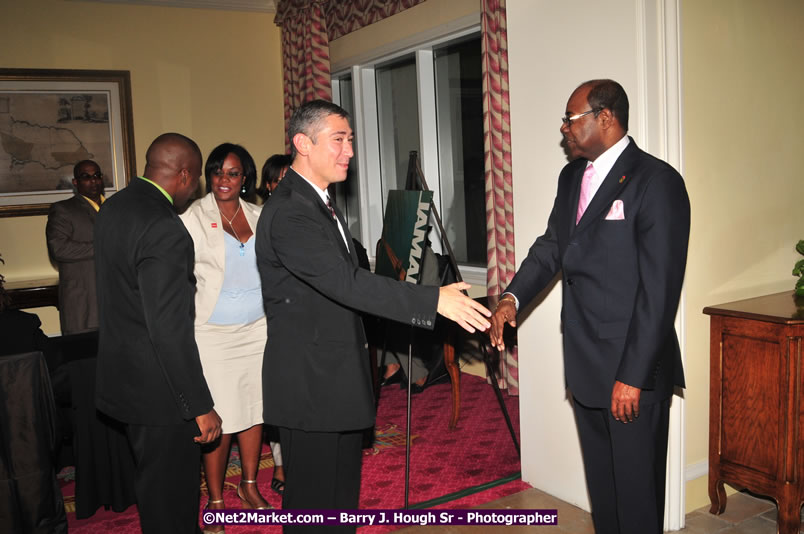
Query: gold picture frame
0 68 136 217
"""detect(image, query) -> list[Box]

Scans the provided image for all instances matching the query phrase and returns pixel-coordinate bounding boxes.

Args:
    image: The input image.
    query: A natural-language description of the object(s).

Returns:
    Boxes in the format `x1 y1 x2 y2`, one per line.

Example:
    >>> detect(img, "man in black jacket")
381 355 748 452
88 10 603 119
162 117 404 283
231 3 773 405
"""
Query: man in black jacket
256 100 490 532
95 133 221 534
490 80 690 534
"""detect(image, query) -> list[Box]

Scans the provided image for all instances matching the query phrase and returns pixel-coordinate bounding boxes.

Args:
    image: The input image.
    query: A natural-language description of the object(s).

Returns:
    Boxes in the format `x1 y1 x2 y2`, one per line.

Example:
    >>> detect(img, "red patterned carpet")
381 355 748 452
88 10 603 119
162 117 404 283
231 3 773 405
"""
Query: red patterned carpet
61 373 527 533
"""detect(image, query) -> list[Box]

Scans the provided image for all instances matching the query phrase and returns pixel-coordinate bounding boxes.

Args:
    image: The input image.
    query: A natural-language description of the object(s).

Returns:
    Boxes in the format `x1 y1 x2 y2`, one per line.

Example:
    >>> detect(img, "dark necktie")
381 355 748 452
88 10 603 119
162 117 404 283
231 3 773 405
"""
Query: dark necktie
325 195 337 220
326 195 350 253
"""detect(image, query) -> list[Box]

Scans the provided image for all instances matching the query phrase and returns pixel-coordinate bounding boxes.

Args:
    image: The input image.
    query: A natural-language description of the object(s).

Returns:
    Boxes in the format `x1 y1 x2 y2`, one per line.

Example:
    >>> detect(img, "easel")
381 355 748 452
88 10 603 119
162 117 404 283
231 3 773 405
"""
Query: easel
395 150 520 508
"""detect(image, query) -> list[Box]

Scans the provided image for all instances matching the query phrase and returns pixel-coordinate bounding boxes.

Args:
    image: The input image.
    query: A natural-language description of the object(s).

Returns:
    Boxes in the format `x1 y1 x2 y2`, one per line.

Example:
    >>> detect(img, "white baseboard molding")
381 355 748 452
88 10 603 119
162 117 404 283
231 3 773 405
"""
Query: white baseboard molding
685 459 708 482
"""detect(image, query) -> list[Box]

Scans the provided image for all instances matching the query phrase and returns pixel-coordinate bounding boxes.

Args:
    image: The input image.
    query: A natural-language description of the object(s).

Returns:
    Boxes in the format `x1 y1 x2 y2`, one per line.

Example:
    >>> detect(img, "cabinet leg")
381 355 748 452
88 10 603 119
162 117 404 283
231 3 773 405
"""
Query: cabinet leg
776 495 801 534
708 478 726 515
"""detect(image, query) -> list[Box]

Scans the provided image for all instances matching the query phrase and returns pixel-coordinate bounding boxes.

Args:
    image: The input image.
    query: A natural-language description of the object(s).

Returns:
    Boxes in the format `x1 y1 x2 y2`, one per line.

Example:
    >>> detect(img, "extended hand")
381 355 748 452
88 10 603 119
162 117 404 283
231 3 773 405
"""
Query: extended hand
610 381 641 423
489 299 517 350
194 408 222 444
437 282 491 333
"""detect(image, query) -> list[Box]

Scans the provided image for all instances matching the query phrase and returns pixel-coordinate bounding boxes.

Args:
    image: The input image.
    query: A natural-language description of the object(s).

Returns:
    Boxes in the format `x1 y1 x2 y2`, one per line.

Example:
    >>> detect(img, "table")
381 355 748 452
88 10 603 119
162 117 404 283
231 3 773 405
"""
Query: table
0 351 68 533
704 291 804 534
5 277 59 310
56 331 136 519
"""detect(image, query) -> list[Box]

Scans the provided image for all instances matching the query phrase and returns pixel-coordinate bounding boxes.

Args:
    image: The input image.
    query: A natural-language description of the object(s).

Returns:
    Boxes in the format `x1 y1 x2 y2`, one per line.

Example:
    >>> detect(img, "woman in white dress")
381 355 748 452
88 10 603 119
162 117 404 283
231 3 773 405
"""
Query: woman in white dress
180 143 269 532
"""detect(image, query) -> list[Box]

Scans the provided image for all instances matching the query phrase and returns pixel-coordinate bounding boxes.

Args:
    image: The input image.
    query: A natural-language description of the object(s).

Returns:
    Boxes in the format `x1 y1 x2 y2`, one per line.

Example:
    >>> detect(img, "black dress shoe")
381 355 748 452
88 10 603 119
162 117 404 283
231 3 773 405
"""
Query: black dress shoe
380 368 403 386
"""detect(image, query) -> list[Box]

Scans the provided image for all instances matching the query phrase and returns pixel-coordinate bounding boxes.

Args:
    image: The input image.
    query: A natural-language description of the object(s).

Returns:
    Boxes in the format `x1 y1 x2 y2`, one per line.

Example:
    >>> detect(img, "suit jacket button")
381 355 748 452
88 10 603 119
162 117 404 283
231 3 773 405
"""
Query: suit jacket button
426 320 432 326
566 278 574 286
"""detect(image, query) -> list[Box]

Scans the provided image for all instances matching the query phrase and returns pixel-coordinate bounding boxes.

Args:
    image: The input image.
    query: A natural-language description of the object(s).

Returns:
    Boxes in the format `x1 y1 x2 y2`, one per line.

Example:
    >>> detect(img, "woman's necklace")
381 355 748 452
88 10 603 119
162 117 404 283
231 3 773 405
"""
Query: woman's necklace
219 202 245 256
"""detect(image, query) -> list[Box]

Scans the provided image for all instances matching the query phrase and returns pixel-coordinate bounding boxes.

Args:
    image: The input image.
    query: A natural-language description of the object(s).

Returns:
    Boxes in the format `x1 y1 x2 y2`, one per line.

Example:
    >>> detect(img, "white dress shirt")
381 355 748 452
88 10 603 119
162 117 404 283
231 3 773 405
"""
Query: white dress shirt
293 167 350 251
504 135 630 310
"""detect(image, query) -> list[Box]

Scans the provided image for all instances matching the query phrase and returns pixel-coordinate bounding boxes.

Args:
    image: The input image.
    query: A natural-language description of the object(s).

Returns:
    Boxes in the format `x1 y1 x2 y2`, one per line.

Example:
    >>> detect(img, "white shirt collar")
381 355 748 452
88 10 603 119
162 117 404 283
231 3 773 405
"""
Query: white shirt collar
291 166 330 205
588 134 629 181
289 166 349 251
582 135 629 200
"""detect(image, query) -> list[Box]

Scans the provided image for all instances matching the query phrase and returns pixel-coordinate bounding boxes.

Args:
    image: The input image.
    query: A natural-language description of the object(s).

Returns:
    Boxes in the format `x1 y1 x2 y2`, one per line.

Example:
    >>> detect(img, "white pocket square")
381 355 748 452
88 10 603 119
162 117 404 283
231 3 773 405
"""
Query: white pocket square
605 199 625 220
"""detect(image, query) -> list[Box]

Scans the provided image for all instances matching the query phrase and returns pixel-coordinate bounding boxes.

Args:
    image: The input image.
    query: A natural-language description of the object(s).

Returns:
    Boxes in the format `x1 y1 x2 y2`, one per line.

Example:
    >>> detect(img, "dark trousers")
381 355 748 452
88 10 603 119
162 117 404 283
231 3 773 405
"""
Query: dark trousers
126 421 201 534
279 427 363 534
573 397 671 534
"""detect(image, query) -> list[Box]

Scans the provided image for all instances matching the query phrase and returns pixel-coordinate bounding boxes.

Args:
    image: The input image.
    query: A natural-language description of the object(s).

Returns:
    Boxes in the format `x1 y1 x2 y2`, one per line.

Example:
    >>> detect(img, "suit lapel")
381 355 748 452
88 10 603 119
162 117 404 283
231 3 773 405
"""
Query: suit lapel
574 140 638 234
331 202 359 266
243 202 261 232
567 165 585 235
285 170 355 265
74 194 98 223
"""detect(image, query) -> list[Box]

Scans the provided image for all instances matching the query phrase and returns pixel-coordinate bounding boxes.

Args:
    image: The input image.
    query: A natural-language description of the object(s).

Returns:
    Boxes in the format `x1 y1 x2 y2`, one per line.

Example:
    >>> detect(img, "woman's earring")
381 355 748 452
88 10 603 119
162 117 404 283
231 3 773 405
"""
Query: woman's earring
241 181 246 194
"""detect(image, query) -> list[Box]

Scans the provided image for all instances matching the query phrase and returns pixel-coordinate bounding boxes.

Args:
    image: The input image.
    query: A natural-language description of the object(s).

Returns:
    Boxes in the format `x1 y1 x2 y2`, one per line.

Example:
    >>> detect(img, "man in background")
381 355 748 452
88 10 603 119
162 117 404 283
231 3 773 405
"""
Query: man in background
489 79 690 534
94 133 221 533
46 159 105 333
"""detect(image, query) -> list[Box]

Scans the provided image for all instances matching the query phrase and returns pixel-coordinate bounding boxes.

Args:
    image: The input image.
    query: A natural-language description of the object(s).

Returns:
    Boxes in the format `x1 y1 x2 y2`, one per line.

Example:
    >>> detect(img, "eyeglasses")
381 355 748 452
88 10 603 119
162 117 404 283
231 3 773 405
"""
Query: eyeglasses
561 108 600 127
212 170 244 179
77 172 103 181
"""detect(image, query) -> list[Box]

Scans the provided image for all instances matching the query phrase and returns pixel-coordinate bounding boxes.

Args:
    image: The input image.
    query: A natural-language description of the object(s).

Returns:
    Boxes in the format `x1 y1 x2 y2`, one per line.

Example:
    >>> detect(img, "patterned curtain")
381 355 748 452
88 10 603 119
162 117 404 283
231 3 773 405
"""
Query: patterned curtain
482 0 517 394
327 0 426 40
274 0 333 151
275 0 425 150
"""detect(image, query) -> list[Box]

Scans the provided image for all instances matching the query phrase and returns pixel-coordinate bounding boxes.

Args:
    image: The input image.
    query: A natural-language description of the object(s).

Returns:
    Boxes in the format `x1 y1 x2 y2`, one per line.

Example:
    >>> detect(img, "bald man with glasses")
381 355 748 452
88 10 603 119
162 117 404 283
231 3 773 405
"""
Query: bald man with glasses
490 79 690 534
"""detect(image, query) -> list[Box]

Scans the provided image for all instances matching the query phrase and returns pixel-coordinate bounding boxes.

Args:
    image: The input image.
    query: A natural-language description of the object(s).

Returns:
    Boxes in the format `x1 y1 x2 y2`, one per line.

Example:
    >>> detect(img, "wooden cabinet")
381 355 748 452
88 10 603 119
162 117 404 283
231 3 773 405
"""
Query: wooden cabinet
705 291 804 533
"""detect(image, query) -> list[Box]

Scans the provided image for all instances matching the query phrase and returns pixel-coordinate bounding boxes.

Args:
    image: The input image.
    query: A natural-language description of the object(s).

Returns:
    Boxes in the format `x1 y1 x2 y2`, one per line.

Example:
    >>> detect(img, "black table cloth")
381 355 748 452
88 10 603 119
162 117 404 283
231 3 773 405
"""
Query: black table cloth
0 351 68 533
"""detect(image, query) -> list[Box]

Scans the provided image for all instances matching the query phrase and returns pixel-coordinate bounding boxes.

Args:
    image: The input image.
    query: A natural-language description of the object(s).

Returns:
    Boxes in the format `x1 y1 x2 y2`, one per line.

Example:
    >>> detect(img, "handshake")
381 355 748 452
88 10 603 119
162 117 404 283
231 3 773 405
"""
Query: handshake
436 283 515 350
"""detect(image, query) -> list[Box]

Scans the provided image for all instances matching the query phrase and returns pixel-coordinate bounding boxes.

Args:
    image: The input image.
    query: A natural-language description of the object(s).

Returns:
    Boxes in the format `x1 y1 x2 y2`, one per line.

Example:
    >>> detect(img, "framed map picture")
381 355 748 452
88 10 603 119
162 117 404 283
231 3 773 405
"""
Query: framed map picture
0 69 136 217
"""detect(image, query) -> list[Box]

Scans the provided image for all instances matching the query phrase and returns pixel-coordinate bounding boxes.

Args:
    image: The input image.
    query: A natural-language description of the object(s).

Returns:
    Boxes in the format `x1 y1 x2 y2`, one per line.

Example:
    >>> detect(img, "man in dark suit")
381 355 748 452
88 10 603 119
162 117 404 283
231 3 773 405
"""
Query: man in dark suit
489 80 690 534
95 133 222 534
256 100 490 531
46 159 105 334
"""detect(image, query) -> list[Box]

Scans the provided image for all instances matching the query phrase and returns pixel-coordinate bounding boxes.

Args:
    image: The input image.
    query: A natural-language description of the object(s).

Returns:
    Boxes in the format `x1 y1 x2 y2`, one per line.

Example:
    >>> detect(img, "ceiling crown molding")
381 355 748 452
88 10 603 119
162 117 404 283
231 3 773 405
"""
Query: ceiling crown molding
67 0 277 13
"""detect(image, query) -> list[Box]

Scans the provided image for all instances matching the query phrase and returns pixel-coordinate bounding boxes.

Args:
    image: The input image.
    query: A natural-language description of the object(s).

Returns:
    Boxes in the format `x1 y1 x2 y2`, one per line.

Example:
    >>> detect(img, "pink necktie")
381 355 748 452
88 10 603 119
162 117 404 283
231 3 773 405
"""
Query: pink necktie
576 163 596 224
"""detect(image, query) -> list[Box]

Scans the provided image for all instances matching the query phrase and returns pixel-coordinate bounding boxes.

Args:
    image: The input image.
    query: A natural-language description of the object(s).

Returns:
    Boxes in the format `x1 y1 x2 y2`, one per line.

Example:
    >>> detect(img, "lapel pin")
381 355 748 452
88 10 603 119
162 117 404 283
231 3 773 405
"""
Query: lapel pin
619 175 626 183
211 222 218 228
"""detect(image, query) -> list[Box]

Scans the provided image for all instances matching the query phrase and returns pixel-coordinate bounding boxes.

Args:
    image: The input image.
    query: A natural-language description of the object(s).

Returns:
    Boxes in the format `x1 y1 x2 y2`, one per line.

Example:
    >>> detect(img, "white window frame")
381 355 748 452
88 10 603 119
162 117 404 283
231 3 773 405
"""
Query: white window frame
331 22 486 286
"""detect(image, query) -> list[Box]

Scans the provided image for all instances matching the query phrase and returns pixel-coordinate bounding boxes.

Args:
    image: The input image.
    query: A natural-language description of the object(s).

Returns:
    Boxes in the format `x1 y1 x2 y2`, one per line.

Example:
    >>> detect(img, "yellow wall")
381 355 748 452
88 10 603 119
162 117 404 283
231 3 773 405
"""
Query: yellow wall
0 0 284 333
4 0 802 515
681 0 804 511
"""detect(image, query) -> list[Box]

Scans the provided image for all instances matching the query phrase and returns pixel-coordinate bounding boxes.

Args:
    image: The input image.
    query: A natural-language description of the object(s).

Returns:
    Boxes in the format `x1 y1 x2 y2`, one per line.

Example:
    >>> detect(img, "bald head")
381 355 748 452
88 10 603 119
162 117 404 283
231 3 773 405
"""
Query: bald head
561 80 629 161
144 133 202 208
72 159 103 204
578 79 629 132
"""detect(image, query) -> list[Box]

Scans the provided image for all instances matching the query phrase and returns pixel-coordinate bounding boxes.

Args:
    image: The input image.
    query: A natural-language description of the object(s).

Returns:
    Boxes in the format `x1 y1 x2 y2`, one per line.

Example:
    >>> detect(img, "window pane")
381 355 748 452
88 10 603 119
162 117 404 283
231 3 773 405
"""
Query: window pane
434 37 485 266
376 57 420 212
333 76 362 242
